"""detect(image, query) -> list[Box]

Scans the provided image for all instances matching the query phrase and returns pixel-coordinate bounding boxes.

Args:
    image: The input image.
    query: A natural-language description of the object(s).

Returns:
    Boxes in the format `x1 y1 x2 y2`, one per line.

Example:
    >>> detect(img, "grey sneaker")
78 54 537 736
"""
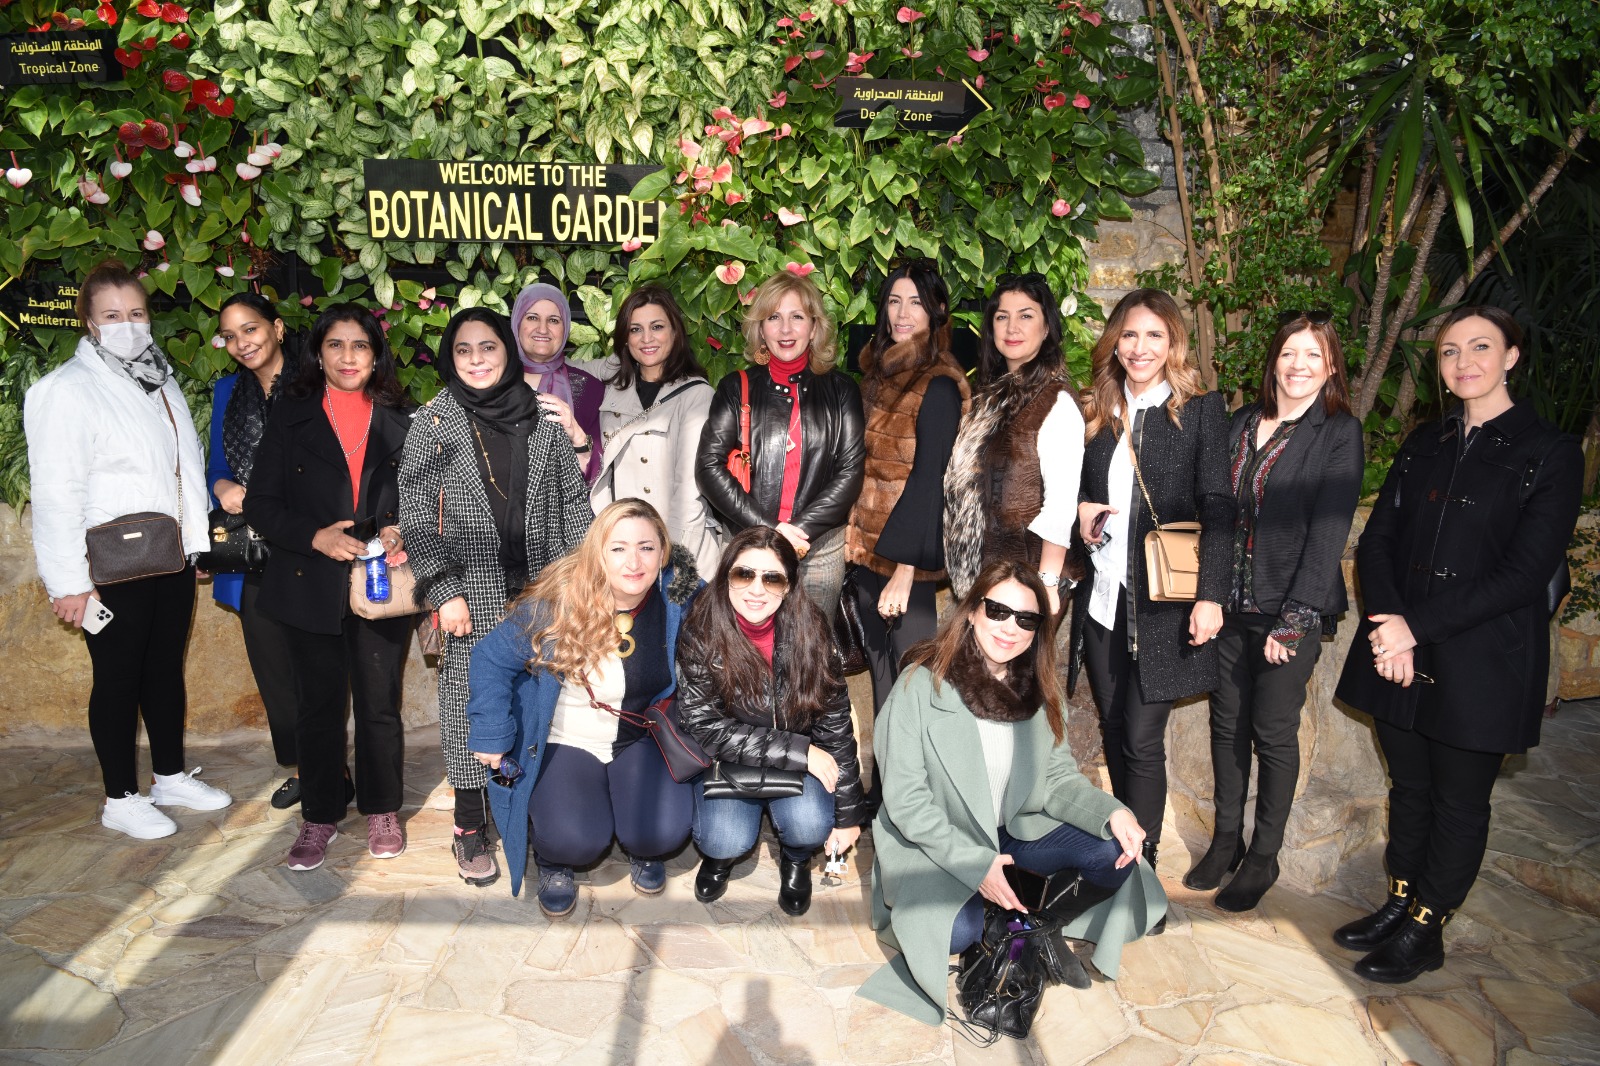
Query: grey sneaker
452 827 500 887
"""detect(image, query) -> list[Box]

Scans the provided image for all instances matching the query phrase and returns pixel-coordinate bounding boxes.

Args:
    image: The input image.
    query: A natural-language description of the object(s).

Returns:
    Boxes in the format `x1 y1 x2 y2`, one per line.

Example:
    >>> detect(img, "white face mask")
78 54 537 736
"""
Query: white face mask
96 321 154 360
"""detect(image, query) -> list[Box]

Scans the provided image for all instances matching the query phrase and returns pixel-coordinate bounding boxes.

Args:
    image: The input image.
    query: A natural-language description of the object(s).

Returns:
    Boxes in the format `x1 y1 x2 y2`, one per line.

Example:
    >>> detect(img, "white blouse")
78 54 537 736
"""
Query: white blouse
1025 392 1087 554
1088 379 1173 630
548 652 627 764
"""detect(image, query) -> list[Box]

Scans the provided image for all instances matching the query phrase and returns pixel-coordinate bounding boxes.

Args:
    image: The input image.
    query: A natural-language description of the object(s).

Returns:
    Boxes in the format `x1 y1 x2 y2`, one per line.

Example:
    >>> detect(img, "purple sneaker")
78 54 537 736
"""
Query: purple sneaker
287 822 339 871
367 812 405 858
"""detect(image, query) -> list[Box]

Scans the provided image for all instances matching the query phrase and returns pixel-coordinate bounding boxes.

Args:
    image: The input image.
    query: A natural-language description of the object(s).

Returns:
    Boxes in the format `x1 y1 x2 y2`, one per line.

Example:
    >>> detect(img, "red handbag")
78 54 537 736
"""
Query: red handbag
725 369 752 492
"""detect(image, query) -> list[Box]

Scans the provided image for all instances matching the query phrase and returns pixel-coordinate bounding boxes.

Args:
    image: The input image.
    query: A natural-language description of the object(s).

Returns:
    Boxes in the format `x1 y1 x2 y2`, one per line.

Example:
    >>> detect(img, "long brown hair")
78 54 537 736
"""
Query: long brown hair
679 525 840 731
1082 288 1204 439
903 559 1065 743
519 499 671 681
609 284 704 389
1259 314 1351 418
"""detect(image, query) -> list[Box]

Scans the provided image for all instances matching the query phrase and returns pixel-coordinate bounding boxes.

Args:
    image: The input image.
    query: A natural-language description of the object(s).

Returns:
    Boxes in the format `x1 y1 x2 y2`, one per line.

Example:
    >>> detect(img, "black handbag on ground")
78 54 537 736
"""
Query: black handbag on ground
833 565 870 676
195 507 270 574
701 761 806 800
585 687 711 783
952 907 1054 1043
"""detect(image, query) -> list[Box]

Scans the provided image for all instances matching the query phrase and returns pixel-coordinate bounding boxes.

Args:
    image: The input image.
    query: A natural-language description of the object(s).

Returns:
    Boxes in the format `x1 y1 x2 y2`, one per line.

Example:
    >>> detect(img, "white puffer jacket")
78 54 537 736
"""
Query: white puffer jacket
24 339 209 598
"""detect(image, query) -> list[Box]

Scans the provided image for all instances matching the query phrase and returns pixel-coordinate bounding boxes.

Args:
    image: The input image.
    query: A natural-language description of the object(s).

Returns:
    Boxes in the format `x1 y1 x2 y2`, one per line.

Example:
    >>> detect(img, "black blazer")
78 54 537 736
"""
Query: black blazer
245 391 413 635
695 365 866 539
1227 400 1364 623
1074 389 1232 703
1335 400 1582 754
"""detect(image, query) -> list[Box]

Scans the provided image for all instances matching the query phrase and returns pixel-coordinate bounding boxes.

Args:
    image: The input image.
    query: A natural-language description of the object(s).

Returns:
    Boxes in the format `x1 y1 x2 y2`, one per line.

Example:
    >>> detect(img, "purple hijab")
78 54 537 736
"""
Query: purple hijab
509 281 604 483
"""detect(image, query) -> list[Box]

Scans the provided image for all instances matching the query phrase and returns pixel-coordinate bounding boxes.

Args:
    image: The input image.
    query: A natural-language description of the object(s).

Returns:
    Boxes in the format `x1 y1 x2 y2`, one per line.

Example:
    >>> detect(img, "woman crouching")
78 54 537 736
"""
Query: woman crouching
678 525 864 916
858 559 1166 1025
465 499 701 912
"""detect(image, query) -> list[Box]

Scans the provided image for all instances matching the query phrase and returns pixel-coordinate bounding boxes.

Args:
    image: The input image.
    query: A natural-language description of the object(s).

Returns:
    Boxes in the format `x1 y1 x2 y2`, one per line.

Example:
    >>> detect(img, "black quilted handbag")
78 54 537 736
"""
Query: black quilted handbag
195 507 270 574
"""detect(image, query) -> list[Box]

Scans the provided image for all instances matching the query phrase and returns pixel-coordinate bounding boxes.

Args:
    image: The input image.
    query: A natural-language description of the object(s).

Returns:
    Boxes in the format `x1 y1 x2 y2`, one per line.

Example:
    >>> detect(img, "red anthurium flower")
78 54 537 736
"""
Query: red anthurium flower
769 90 787 108
783 55 803 73
160 3 188 23
97 3 118 25
204 98 235 118
161 69 190 92
1035 78 1060 91
170 31 191 48
798 10 815 20
789 29 803 39
1073 93 1091 108
805 48 825 58
135 36 159 50
137 0 160 15
845 50 873 72
1084 10 1102 25
706 336 723 350
776 16 792 27
895 6 924 23
142 119 172 148
1043 92 1067 110
114 48 142 68
189 78 220 101
784 261 815 277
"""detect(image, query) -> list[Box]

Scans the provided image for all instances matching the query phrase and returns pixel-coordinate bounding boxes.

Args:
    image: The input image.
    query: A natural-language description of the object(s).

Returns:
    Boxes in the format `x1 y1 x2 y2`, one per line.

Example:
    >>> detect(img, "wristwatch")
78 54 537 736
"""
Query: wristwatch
1038 571 1060 588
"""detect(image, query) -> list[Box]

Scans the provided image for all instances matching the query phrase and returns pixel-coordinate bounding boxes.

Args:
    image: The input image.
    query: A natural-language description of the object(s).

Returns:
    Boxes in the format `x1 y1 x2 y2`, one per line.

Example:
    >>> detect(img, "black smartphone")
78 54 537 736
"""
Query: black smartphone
1003 864 1051 912
1087 508 1111 542
349 515 379 543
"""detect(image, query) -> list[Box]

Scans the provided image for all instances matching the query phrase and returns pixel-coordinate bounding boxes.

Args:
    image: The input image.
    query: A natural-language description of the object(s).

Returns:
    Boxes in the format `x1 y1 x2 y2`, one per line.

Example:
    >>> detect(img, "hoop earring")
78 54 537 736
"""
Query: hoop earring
751 343 771 366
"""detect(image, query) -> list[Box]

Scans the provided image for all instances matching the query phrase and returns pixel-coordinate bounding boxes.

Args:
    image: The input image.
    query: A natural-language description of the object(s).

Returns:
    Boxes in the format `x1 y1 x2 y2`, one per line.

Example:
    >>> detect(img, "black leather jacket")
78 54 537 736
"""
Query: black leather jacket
676 619 865 828
695 365 866 539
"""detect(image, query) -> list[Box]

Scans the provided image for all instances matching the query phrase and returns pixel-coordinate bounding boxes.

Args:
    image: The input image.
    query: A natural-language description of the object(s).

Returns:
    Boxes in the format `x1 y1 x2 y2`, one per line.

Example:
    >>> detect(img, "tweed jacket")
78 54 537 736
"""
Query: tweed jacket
1071 389 1232 703
465 549 702 895
857 665 1167 1025
576 357 723 575
1335 401 1582 754
1226 400 1364 626
245 391 412 636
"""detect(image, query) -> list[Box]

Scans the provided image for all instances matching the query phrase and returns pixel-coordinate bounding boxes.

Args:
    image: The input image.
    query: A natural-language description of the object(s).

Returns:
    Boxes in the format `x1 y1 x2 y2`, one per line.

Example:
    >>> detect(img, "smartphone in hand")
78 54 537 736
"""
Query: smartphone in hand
82 596 114 634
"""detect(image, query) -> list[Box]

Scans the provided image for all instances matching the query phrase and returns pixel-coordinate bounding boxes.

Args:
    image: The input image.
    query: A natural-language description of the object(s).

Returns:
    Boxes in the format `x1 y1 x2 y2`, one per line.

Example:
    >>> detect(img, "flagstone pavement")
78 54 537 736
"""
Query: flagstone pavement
2 699 1598 1066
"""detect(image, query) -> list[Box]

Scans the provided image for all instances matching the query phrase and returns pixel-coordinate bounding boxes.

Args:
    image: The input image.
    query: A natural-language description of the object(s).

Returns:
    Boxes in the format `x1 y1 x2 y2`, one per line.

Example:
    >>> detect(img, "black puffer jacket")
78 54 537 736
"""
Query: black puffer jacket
676 615 865 828
695 365 866 539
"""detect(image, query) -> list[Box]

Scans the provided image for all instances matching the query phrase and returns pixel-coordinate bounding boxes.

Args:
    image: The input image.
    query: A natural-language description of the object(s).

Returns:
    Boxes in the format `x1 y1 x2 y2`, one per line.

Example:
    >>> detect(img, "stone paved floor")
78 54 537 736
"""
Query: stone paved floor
2 701 1599 1065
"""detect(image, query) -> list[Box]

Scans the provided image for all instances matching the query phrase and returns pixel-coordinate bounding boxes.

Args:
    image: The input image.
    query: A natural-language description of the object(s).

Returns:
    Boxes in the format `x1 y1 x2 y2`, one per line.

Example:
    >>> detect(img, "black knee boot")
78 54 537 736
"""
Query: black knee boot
1332 875 1414 951
1142 841 1167 935
1353 898 1450 984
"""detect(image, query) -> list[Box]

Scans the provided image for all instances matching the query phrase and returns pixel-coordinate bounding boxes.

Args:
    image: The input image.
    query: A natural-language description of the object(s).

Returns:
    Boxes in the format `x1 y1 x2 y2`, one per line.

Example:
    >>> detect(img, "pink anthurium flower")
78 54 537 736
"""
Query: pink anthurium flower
211 335 226 348
216 265 235 278
896 5 924 22
715 261 746 285
1043 93 1067 110
741 117 774 136
725 191 745 205
783 55 804 73
711 106 738 123
799 11 816 20
236 162 262 180
246 150 271 167
142 229 166 250
710 162 733 183
621 238 643 252
1073 93 1091 108
173 140 194 159
1084 10 1102 25
899 48 922 58
109 160 134 179
678 136 702 160
968 48 990 62
260 142 284 160
180 181 202 207
739 286 757 305
777 207 806 226
1051 199 1070 217
694 179 713 193
5 152 30 188
775 123 793 140
693 164 713 180
770 91 788 108
776 16 793 27
79 177 110 204
784 261 815 277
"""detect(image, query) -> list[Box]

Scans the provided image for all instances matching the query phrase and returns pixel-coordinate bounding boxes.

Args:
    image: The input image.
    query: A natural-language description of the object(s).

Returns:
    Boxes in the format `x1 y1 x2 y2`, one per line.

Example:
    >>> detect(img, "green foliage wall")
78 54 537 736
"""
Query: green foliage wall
0 0 1161 507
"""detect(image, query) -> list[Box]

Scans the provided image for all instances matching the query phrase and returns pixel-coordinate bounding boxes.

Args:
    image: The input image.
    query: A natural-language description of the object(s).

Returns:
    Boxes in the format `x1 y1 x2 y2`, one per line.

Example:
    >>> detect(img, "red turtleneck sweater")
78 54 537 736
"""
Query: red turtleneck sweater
736 612 776 667
768 351 808 523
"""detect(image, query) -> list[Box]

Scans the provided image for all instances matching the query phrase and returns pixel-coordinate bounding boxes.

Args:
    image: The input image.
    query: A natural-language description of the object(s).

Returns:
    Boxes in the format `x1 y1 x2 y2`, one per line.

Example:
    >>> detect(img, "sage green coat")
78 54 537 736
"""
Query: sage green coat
856 665 1168 1025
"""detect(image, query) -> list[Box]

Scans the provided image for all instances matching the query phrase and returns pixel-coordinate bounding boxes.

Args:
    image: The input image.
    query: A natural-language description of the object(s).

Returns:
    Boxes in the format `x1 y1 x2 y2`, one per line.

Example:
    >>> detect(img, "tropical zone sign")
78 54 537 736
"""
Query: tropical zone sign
362 160 663 245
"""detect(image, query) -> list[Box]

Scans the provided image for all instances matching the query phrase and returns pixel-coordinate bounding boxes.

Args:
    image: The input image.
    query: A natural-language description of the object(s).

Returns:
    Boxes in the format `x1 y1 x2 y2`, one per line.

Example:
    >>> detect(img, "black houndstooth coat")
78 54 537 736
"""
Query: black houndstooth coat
399 388 594 789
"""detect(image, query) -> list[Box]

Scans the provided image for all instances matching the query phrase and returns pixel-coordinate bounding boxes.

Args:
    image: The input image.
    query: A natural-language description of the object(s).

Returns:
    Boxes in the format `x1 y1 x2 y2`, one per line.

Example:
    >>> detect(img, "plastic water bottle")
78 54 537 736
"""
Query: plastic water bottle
362 538 390 603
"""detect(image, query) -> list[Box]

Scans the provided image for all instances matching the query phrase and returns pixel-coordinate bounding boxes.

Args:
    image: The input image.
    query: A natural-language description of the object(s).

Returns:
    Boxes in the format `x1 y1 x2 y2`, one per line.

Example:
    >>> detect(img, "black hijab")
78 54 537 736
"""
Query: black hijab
436 308 542 436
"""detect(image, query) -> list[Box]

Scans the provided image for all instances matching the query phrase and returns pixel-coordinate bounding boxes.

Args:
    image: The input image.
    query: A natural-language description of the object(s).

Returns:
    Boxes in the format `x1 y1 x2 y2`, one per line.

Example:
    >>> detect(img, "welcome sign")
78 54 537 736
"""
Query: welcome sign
0 31 119 84
362 160 664 245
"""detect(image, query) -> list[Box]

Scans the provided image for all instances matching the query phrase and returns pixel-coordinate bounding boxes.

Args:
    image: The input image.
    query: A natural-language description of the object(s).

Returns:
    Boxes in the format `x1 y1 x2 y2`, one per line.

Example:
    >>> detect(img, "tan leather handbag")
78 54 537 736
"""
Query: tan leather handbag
1126 426 1201 602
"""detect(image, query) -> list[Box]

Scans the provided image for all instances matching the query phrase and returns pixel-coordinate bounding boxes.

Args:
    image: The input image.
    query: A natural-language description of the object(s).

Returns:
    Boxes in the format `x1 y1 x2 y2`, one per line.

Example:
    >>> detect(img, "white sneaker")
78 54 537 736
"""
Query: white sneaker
102 793 177 839
150 767 234 811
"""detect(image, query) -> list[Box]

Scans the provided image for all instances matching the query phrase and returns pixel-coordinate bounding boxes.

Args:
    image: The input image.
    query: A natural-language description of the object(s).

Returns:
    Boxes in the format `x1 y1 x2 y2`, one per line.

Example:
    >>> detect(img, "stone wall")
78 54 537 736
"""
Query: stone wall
1557 513 1600 700
0 504 440 742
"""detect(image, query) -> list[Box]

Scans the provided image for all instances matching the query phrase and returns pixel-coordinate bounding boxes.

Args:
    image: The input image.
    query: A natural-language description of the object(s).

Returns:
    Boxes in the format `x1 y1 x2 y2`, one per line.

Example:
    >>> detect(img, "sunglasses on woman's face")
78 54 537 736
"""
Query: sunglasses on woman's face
728 566 790 594
982 598 1044 632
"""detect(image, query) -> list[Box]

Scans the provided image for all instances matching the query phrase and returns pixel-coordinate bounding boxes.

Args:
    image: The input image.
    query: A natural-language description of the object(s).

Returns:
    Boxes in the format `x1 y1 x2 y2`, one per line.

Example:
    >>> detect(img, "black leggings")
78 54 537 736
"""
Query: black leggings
1376 721 1505 911
529 741 692 867
84 568 196 798
1083 599 1175 845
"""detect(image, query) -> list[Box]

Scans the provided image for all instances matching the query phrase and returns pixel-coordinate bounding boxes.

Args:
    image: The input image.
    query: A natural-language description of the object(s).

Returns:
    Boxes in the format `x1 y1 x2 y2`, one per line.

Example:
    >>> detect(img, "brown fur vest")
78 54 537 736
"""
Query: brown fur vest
845 334 970 580
943 370 1077 599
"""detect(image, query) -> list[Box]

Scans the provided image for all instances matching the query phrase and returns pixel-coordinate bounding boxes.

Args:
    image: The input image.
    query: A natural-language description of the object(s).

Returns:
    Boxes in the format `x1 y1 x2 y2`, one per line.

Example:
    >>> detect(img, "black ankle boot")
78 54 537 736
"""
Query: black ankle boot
1353 898 1450 984
1214 851 1279 912
1333 876 1414 951
1182 832 1245 891
694 857 737 903
1142 841 1167 935
778 856 812 916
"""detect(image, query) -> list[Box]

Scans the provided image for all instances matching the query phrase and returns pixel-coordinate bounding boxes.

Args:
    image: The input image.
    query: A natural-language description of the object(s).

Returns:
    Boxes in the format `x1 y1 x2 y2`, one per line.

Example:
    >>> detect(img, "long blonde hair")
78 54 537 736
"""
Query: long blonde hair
1081 288 1205 439
519 499 671 681
741 271 837 373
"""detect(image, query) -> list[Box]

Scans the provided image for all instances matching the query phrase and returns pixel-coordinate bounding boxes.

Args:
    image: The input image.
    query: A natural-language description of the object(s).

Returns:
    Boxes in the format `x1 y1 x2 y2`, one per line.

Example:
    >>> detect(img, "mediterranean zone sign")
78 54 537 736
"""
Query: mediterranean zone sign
362 160 663 245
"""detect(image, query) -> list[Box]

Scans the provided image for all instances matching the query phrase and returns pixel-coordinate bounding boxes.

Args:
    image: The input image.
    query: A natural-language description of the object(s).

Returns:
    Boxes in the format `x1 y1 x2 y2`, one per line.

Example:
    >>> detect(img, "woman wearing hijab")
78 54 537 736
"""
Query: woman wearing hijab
26 260 231 839
511 282 604 484
400 307 595 886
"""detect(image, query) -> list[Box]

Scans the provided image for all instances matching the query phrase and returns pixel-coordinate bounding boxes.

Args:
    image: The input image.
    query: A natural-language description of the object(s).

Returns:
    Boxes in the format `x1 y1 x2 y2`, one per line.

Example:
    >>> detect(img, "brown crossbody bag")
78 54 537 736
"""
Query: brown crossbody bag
84 391 187 585
1124 420 1201 602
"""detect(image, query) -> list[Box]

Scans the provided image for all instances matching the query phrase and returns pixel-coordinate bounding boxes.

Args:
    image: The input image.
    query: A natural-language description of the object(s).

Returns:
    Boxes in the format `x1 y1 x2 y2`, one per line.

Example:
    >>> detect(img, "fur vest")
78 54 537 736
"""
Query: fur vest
845 334 970 580
943 370 1077 599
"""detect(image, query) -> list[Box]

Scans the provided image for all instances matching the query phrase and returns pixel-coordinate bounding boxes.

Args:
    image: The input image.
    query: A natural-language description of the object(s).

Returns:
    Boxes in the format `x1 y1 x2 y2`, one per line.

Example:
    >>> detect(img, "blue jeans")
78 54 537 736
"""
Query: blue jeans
949 822 1131 954
693 772 835 862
